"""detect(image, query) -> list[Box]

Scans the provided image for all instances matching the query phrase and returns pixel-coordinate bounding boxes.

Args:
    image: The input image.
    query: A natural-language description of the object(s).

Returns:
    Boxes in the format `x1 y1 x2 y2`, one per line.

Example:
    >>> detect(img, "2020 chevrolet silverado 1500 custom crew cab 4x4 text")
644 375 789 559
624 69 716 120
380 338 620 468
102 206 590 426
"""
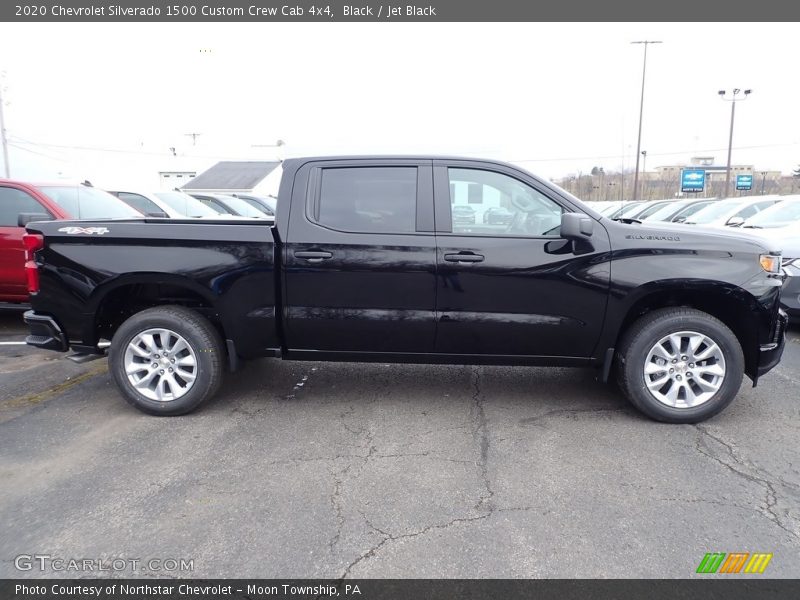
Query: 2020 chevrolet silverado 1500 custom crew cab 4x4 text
22 157 787 423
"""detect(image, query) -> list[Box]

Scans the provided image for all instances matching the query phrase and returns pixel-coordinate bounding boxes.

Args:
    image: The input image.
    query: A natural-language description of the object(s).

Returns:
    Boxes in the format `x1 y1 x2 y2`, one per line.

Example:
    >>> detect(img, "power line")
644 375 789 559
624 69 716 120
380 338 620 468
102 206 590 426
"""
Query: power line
9 136 282 161
7 142 68 161
8 134 796 168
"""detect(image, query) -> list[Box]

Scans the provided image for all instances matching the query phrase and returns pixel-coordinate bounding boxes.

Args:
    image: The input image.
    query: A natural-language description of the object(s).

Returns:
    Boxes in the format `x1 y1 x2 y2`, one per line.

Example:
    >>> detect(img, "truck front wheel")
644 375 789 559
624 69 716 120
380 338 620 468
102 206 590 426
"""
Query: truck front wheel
109 306 224 416
616 307 744 423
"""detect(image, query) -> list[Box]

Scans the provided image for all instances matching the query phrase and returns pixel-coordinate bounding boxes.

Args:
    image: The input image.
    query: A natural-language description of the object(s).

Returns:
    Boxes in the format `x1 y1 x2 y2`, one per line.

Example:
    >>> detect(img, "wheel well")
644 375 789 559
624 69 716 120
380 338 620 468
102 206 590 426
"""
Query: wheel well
95 283 223 342
616 288 758 375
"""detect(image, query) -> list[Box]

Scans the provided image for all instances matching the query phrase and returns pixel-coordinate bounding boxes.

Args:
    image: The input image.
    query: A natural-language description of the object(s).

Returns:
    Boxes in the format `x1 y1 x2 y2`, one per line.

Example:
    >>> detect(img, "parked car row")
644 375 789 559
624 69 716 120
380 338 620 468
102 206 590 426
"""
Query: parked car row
591 195 798 229
591 195 800 317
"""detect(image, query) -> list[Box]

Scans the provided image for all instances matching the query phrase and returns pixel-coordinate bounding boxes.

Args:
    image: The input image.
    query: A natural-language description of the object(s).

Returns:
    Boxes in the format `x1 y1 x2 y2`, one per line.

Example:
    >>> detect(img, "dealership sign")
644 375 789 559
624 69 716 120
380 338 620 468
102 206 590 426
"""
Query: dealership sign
681 169 706 193
736 174 753 191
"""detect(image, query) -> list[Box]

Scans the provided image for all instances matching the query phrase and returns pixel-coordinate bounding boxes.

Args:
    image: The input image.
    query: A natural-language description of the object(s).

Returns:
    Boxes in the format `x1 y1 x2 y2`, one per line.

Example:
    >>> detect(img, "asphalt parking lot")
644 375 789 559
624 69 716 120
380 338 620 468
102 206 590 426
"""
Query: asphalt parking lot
0 310 798 578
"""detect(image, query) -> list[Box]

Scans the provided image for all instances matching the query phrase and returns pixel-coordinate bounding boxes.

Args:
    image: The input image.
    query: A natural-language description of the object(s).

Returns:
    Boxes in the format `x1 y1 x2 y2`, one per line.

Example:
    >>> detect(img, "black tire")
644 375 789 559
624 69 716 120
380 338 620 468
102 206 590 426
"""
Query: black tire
616 307 744 423
109 306 224 416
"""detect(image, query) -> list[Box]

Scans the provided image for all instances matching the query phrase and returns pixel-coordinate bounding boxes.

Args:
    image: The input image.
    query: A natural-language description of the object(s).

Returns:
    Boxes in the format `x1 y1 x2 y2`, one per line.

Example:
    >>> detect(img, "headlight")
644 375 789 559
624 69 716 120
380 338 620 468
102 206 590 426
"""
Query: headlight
760 253 782 273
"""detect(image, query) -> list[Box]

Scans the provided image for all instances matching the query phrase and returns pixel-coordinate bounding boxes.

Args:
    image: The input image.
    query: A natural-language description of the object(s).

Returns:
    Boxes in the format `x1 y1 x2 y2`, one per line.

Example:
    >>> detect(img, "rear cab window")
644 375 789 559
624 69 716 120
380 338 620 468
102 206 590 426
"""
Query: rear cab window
0 186 49 226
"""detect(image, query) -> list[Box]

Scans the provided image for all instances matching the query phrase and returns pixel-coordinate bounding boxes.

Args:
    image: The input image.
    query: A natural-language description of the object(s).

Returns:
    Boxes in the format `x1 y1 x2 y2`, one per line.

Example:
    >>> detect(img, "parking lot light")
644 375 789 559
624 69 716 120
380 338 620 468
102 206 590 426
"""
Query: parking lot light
719 88 752 198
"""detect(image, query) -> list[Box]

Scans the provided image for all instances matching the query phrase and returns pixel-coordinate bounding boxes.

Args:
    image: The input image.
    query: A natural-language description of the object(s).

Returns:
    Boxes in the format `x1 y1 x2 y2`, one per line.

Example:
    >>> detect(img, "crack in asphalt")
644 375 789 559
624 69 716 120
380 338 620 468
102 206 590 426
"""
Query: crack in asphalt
471 367 495 511
325 366 506 579
339 511 491 580
339 502 538 580
328 464 351 552
693 424 799 541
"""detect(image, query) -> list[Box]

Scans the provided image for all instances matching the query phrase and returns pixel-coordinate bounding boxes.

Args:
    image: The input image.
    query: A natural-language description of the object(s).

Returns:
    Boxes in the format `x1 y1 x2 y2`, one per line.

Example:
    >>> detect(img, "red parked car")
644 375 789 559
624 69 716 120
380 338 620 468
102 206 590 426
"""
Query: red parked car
0 179 141 304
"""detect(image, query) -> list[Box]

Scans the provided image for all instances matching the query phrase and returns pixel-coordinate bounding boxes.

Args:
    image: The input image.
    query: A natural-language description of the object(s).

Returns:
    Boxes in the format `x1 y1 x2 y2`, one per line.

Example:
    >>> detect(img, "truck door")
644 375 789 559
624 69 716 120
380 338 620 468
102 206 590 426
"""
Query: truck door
432 161 610 358
283 159 437 354
0 185 52 302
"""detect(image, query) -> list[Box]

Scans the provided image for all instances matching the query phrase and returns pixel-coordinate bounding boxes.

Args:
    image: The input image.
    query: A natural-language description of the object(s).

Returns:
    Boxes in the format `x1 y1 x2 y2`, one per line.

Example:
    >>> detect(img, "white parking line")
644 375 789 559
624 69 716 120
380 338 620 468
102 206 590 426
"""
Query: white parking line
0 341 27 346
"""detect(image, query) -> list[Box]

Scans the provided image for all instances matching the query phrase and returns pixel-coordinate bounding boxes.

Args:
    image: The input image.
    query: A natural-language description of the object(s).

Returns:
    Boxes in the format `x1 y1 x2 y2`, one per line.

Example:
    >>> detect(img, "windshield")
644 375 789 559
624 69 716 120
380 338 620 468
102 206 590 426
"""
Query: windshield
154 192 220 217
633 202 671 219
250 195 276 212
686 200 744 224
616 202 646 218
218 195 269 218
744 200 800 228
643 200 691 221
39 186 142 219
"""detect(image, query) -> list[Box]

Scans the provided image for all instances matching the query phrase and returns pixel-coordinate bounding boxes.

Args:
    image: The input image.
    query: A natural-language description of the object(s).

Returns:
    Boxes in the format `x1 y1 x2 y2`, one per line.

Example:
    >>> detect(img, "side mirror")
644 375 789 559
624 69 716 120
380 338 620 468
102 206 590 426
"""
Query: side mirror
561 212 593 240
145 211 170 218
18 213 54 227
673 216 687 223
726 216 745 227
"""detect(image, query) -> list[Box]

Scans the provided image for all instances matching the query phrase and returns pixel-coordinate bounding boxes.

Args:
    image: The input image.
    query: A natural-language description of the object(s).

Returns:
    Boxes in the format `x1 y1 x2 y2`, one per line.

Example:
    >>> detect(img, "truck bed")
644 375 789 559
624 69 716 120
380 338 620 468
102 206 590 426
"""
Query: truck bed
25 218 281 361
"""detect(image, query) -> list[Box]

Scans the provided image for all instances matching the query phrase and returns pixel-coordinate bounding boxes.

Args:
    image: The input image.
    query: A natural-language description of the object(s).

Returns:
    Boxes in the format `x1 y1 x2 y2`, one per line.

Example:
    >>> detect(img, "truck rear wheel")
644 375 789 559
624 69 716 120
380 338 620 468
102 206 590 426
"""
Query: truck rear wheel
109 306 223 416
616 307 744 423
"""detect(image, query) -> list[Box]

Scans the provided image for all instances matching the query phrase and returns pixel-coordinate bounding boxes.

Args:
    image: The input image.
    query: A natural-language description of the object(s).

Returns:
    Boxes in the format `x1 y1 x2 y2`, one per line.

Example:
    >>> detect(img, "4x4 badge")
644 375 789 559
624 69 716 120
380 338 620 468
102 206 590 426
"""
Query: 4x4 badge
58 227 110 235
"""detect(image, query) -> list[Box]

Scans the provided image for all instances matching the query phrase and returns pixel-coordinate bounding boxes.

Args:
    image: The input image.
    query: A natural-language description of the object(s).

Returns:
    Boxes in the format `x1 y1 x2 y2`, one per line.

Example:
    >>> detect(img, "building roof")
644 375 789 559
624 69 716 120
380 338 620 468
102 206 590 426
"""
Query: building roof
182 161 281 191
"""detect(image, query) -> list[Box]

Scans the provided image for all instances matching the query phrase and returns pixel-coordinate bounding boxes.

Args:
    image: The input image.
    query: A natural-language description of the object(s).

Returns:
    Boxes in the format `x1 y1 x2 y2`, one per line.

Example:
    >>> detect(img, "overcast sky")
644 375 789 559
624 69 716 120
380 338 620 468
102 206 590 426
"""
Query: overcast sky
0 22 797 187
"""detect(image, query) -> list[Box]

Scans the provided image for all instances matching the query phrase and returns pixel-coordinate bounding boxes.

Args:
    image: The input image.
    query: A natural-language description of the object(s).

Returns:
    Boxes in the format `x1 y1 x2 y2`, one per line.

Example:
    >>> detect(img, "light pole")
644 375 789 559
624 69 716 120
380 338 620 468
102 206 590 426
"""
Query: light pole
718 88 751 198
631 40 662 201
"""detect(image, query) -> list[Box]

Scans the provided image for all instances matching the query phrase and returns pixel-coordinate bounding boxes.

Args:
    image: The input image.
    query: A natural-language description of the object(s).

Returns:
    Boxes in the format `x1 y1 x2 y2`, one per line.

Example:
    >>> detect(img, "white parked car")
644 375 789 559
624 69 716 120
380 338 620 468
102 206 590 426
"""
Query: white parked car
741 222 800 317
108 190 234 218
683 196 782 228
741 196 800 230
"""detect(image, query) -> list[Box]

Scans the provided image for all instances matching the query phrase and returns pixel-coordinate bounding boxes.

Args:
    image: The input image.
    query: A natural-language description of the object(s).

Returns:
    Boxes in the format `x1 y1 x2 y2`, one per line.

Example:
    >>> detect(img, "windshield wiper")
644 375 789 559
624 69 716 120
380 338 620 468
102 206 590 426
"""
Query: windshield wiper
743 225 762 229
612 217 642 224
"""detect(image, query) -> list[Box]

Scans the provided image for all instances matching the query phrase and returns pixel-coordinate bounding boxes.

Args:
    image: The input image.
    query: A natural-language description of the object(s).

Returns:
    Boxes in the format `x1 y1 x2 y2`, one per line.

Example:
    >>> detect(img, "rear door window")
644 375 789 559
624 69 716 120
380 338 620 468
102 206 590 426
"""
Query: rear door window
316 167 417 234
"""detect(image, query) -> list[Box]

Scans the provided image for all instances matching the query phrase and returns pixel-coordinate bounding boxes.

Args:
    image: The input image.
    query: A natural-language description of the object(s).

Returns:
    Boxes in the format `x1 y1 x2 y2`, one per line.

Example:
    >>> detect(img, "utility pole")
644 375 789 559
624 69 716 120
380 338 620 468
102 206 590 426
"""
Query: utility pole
184 132 202 146
631 40 662 200
0 78 10 178
718 88 751 198
631 40 661 201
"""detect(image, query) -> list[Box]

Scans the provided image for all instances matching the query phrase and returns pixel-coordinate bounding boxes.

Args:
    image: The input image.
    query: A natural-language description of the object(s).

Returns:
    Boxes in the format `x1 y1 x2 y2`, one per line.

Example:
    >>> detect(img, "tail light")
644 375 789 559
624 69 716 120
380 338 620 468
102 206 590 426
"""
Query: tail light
22 233 44 294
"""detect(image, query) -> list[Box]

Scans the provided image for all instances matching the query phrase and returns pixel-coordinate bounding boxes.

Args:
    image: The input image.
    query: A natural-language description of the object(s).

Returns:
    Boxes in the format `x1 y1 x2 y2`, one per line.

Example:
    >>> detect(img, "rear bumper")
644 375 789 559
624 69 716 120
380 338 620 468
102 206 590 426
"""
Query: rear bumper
24 310 69 352
755 308 788 380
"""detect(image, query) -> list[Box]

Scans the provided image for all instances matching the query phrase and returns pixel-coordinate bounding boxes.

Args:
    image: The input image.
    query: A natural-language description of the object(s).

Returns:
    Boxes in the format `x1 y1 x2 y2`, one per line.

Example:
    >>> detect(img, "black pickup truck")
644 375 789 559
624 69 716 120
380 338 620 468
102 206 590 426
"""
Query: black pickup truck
23 156 788 423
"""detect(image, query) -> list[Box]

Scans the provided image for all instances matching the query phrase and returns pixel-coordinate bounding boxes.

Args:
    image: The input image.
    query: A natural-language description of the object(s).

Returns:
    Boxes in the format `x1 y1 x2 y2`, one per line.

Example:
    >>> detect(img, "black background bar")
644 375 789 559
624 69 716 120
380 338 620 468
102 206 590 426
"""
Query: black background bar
3 0 800 22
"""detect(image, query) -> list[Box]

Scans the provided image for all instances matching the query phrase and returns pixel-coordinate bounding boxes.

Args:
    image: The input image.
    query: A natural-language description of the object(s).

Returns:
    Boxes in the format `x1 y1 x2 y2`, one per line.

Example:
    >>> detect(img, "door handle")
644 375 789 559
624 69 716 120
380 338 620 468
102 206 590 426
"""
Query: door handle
444 253 484 263
294 250 333 263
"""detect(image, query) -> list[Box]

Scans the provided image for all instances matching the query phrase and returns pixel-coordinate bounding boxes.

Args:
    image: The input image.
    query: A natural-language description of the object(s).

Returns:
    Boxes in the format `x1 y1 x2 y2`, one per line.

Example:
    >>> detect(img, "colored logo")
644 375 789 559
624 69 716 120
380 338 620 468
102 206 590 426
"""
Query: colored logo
681 169 706 193
736 174 753 191
696 552 772 574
